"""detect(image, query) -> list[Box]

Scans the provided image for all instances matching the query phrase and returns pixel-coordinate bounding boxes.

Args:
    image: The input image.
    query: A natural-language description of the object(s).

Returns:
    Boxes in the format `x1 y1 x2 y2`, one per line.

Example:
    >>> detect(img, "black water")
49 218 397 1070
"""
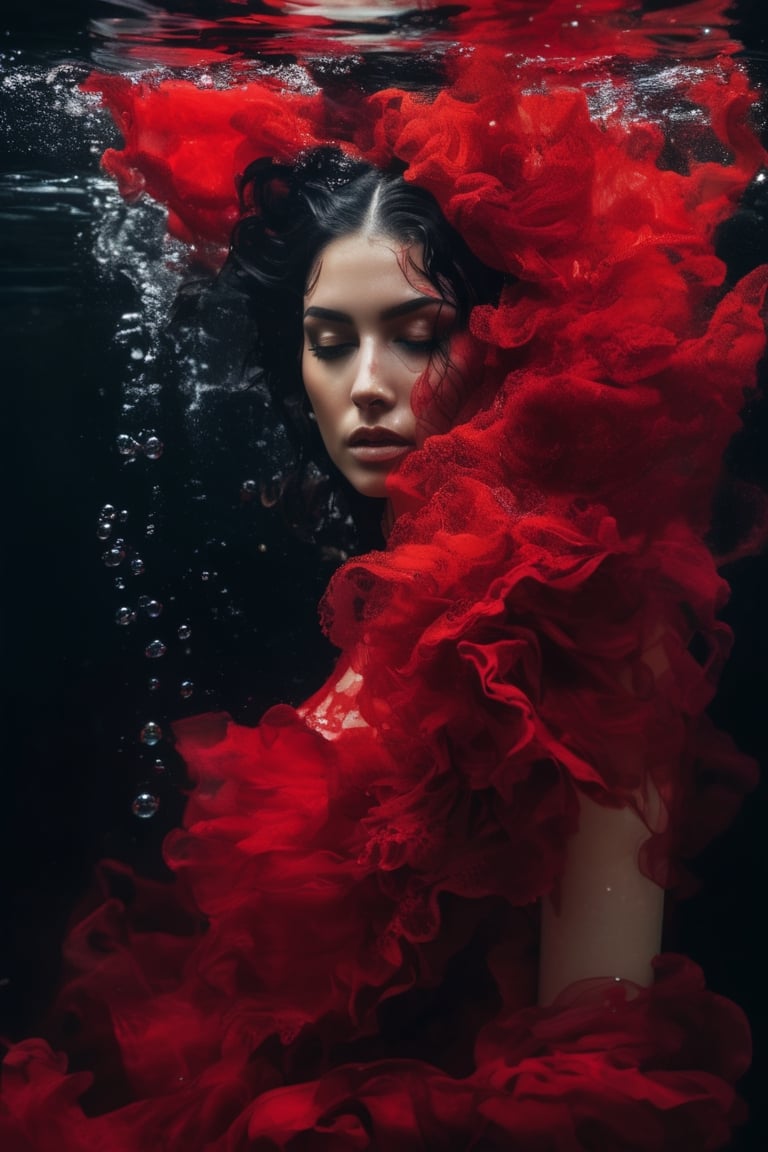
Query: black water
1 4 767 1149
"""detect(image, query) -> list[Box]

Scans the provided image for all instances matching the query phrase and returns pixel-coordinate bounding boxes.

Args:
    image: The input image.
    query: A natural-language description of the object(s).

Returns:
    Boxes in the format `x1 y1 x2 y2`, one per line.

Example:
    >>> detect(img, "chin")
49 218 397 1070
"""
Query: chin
348 474 389 500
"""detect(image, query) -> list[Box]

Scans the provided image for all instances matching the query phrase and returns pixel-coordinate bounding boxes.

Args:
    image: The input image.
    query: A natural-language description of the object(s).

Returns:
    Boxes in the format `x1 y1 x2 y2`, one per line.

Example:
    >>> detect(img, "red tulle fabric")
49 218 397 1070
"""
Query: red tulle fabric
3 3 766 1148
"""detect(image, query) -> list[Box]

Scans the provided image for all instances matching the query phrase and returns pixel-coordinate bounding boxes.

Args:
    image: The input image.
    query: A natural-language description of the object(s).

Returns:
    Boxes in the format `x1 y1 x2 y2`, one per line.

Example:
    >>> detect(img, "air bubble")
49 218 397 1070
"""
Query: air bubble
114 578 126 591
132 791 160 819
115 606 136 626
146 600 163 618
144 639 167 659
130 347 145 361
96 520 112 540
131 558 145 576
180 680 194 699
201 571 210 581
153 758 167 773
177 624 192 640
103 546 126 568
100 504 116 521
116 434 139 457
148 677 160 691
138 595 150 609
143 435 164 460
118 509 129 523
140 721 162 746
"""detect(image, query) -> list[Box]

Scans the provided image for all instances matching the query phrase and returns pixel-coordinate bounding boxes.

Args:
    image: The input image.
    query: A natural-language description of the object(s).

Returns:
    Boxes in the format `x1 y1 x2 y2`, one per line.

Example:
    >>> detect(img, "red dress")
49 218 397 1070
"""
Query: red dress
2 10 767 1148
0 651 757 1149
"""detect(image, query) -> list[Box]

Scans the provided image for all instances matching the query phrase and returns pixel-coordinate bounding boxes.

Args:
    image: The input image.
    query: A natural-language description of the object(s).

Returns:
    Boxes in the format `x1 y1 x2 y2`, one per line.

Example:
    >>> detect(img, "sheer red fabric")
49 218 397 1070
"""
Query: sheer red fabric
3 6 766 1149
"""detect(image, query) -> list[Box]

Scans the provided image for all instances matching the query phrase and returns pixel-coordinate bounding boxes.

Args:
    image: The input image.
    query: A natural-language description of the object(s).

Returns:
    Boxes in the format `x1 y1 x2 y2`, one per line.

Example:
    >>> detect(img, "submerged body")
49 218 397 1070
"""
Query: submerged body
2 16 767 1150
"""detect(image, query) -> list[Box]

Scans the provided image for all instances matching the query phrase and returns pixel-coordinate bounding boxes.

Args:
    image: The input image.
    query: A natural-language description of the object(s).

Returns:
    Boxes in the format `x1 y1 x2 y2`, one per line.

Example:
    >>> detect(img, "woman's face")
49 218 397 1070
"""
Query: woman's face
301 232 472 499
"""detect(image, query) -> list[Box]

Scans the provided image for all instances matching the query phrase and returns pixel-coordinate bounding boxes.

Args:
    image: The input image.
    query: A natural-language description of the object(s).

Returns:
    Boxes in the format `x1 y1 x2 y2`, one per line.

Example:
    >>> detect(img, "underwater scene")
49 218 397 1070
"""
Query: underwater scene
2 2 768 1149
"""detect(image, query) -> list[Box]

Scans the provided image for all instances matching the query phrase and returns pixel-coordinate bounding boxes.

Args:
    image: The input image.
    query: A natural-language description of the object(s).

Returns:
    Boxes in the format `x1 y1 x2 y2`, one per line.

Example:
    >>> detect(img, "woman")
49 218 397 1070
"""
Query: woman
3 42 764 1142
4 130 764 1147
230 146 666 1003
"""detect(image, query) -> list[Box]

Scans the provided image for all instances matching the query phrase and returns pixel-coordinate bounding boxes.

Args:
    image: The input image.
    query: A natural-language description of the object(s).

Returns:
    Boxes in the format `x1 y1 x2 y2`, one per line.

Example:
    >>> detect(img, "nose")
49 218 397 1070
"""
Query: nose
349 338 396 410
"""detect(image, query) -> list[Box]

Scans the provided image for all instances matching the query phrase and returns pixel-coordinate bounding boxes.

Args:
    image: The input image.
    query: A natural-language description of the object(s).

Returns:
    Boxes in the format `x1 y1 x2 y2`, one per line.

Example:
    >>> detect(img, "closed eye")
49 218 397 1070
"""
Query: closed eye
395 337 445 353
307 342 357 361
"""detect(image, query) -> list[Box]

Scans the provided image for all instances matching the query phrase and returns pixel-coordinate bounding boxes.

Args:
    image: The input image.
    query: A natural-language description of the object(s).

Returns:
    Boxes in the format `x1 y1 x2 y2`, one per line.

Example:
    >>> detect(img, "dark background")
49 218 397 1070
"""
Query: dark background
1 3 767 1149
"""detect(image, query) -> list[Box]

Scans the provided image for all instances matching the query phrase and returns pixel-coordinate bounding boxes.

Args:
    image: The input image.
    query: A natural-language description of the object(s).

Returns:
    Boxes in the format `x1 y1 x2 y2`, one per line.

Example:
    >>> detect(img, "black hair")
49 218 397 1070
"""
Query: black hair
218 146 503 544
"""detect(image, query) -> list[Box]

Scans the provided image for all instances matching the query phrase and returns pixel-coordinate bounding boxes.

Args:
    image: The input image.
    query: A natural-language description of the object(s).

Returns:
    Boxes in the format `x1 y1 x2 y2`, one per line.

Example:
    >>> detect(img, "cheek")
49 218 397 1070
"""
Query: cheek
301 356 324 417
301 363 339 445
300 349 314 398
413 332 482 433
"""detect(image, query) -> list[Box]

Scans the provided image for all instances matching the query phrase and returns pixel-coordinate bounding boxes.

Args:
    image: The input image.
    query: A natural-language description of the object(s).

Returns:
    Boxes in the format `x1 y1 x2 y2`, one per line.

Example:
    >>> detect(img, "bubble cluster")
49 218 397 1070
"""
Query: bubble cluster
80 146 192 818
117 429 166 461
116 430 165 462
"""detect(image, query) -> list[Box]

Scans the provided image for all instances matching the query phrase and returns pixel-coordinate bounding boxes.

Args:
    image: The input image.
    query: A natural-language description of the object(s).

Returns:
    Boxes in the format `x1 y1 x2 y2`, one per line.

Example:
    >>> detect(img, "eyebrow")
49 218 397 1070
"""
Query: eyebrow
303 297 452 324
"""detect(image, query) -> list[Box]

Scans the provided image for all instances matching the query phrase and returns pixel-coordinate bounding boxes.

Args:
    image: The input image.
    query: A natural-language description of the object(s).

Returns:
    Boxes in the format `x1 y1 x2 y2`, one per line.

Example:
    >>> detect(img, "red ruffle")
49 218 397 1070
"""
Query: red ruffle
1 681 755 1149
80 73 329 265
1 956 749 1150
82 22 764 272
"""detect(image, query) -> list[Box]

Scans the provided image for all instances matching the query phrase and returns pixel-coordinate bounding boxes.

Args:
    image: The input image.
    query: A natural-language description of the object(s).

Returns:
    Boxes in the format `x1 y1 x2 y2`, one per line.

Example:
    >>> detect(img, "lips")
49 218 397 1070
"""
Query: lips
348 427 411 447
347 426 414 465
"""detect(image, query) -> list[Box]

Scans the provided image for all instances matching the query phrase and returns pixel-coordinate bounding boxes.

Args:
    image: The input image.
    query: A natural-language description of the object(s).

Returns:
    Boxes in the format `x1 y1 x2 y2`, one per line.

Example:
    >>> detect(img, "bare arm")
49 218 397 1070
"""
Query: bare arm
538 625 669 1005
538 791 664 1004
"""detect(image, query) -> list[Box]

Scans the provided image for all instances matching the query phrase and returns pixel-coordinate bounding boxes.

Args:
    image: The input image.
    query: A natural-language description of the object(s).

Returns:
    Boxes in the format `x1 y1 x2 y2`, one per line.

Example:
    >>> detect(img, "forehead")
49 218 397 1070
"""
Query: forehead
304 232 436 308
